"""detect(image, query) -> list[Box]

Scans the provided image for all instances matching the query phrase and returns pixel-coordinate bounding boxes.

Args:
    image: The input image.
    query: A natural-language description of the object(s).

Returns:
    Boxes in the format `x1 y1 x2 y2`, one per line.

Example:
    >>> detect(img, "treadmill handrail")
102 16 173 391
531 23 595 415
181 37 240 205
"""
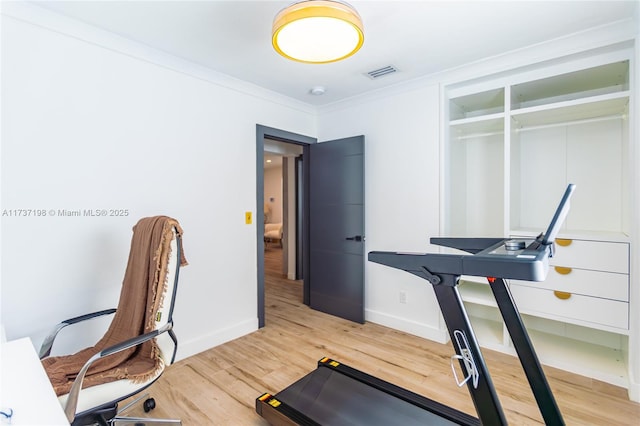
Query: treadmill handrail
369 243 550 283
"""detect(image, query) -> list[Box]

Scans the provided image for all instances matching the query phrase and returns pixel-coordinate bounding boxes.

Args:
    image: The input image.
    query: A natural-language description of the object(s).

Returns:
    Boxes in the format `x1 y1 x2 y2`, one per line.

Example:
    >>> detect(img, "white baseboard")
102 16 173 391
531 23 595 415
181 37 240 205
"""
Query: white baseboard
365 309 448 344
175 317 258 361
628 379 640 402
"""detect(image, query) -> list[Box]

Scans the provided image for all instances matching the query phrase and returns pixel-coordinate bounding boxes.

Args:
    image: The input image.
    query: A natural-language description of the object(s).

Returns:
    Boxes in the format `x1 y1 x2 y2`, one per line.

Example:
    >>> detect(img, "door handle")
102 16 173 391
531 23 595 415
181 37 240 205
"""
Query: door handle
345 235 364 242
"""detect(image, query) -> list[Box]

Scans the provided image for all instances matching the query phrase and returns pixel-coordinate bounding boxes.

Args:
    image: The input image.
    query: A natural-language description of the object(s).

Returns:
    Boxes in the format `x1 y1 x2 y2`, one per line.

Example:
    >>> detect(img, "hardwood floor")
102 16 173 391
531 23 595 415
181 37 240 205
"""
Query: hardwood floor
126 247 640 425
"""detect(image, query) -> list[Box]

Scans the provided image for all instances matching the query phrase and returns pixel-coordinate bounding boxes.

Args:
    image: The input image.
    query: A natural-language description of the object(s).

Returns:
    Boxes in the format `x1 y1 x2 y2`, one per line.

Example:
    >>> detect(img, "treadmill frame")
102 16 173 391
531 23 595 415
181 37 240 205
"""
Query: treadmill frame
256 237 565 425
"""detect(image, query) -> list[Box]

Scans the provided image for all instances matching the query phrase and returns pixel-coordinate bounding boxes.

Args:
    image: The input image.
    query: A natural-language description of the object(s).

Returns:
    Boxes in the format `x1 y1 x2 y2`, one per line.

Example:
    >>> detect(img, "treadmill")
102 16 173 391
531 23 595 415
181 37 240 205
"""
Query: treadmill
256 184 575 426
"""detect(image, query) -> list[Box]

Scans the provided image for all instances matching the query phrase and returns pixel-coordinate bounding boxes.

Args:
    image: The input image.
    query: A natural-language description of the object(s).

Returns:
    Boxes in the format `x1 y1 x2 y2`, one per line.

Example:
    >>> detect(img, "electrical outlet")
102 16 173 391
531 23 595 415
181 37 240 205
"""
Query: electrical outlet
399 291 407 304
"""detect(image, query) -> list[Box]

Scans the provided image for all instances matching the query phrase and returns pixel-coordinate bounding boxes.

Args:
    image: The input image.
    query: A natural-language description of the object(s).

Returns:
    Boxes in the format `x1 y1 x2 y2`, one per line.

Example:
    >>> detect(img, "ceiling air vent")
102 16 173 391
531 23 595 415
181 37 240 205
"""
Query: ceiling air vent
365 65 398 80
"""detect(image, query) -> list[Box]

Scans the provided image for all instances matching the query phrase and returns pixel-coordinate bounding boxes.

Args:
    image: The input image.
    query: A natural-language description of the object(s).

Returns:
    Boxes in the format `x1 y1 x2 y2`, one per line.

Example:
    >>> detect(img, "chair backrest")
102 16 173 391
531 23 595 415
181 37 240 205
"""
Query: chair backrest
154 226 182 365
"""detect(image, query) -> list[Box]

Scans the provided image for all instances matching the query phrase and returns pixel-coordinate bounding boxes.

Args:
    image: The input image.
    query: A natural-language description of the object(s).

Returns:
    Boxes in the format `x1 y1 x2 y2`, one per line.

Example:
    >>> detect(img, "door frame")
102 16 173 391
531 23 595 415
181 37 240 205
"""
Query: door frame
256 124 316 328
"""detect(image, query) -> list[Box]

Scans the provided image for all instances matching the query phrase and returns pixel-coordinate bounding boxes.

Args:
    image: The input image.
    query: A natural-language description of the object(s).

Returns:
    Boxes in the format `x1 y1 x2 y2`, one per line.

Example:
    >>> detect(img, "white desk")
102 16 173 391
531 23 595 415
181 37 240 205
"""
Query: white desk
0 337 69 425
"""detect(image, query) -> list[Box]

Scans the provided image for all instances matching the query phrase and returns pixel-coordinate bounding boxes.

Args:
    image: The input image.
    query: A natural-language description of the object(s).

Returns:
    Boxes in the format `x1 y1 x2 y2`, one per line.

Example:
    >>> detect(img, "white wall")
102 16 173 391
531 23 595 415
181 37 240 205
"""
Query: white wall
0 3 316 359
318 85 448 342
264 167 283 224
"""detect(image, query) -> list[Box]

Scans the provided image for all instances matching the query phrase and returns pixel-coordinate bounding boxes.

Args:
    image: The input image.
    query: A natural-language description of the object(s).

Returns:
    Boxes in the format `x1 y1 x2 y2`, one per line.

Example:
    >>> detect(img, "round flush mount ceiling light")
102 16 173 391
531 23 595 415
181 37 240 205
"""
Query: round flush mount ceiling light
272 0 364 64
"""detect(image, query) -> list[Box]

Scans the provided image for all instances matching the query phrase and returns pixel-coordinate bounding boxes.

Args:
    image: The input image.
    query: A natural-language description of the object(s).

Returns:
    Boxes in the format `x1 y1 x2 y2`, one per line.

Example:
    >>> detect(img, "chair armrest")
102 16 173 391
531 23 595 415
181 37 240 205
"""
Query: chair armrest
39 309 117 359
64 322 173 423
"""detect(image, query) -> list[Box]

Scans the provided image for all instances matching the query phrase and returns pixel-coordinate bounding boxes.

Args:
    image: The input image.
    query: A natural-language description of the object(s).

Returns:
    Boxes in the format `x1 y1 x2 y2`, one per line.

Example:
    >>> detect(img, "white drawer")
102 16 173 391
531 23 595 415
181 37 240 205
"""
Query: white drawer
510 284 629 330
511 267 628 301
550 239 628 273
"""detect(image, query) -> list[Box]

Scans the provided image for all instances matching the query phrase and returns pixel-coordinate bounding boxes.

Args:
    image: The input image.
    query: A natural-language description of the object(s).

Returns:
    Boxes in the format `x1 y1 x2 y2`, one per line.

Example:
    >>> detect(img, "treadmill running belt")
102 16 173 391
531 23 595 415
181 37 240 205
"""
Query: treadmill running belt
276 366 459 426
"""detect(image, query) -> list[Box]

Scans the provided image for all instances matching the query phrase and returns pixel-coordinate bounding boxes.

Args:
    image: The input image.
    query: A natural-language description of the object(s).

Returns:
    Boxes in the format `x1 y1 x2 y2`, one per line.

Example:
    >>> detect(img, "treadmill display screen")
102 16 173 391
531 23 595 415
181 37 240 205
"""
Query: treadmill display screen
541 183 576 245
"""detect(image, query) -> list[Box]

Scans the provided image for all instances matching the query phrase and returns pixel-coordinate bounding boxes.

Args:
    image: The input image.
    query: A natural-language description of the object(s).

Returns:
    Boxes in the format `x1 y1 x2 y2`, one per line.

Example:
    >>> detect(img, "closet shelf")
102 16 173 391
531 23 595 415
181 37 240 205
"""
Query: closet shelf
526 328 628 387
450 114 504 138
509 228 631 243
458 279 496 307
511 91 629 128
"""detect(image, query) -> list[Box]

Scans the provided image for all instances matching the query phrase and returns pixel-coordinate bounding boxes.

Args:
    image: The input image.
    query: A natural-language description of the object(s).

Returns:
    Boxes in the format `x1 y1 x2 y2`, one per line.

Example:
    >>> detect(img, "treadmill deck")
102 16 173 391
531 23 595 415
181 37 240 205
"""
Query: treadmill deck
257 358 479 426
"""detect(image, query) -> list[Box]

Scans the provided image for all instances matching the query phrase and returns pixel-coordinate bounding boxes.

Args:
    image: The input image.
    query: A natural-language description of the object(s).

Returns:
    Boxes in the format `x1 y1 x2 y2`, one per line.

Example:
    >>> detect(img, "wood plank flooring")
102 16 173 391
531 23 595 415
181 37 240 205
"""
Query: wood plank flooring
125 247 640 425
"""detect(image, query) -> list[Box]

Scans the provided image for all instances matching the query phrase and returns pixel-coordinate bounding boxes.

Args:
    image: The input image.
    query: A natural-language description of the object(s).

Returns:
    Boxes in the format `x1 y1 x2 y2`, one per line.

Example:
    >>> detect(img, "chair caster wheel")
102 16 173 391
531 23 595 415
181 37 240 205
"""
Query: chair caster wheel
143 397 156 412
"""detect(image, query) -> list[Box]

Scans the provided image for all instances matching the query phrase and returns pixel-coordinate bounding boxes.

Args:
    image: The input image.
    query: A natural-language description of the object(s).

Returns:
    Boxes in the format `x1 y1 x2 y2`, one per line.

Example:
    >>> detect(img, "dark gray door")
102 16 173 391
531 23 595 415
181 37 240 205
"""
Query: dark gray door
309 136 365 323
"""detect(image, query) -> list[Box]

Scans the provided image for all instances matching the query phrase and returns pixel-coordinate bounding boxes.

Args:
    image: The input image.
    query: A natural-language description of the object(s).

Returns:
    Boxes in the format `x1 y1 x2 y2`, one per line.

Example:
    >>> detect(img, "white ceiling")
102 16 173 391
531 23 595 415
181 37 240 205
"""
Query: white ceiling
32 0 637 106
264 138 304 169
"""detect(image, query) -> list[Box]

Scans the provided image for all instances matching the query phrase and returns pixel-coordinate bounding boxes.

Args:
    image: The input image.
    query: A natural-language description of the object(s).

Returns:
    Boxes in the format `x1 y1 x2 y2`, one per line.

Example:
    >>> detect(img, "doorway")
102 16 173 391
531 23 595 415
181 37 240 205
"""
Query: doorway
264 140 303 282
256 125 316 327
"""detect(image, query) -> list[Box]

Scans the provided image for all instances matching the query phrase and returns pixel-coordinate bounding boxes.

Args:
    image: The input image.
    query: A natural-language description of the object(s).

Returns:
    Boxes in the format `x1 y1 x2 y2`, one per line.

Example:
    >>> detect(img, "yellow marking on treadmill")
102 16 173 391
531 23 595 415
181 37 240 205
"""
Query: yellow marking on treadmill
329 360 340 367
258 393 271 401
268 399 281 408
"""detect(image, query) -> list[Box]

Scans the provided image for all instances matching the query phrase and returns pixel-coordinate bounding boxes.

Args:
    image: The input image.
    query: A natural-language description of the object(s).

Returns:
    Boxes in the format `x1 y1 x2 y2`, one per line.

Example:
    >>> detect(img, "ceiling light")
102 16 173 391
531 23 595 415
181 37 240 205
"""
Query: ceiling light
310 86 326 95
272 0 364 64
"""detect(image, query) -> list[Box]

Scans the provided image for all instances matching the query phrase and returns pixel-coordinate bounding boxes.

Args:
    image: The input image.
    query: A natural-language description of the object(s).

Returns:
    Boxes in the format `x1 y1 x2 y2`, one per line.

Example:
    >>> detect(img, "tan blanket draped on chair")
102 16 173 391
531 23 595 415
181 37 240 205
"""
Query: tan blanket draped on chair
42 216 188 396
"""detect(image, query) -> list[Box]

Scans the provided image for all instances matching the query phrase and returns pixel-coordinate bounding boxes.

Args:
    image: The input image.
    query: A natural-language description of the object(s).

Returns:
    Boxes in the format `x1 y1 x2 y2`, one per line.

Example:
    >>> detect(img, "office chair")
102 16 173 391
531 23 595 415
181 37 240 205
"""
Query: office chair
39 216 187 425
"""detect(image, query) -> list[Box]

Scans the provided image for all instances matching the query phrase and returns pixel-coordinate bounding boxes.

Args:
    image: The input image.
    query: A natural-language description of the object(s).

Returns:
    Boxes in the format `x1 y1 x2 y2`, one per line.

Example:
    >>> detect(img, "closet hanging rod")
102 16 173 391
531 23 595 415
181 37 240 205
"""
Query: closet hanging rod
456 130 504 141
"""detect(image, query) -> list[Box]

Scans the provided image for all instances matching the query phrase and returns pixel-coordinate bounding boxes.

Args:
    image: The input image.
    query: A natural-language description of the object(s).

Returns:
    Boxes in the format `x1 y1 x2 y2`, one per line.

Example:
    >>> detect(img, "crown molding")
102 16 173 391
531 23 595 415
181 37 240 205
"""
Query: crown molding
318 17 637 115
1 1 318 116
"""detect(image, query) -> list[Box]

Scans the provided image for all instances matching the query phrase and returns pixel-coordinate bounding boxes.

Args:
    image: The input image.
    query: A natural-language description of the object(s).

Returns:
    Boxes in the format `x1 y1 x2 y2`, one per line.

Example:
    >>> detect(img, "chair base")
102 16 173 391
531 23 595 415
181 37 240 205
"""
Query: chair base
113 393 181 425
71 404 117 426
111 416 181 425
71 393 181 426
264 237 283 248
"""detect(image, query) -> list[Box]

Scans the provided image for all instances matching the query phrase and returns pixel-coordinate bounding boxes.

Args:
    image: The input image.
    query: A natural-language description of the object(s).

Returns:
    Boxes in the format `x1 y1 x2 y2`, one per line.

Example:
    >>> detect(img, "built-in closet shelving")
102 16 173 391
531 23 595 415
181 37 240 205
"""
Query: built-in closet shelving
442 47 633 391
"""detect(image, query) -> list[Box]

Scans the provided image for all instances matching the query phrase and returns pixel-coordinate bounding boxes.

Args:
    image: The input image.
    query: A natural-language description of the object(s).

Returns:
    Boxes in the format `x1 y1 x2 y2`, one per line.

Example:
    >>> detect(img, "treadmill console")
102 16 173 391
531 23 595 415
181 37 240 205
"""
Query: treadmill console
369 184 576 282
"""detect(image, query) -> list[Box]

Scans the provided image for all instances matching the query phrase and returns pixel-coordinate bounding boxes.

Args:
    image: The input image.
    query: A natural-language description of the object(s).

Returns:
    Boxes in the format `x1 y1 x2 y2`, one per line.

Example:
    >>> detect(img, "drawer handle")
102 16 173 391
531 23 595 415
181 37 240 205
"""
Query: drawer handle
554 266 572 275
555 238 572 247
554 291 572 300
